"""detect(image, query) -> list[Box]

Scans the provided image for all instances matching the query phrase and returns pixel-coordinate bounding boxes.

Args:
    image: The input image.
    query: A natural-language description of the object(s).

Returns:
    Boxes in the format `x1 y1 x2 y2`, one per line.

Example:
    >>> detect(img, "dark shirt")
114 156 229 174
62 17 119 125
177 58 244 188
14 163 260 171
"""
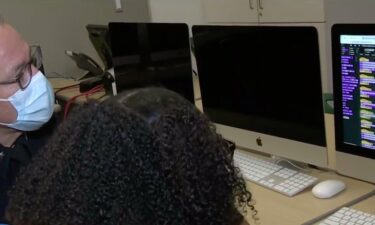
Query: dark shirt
0 117 56 223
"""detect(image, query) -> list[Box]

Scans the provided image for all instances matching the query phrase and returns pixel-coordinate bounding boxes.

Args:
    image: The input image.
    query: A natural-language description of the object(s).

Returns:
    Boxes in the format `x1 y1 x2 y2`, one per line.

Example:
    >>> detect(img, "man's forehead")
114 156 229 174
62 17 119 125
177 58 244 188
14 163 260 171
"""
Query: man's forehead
0 24 29 73
0 24 27 52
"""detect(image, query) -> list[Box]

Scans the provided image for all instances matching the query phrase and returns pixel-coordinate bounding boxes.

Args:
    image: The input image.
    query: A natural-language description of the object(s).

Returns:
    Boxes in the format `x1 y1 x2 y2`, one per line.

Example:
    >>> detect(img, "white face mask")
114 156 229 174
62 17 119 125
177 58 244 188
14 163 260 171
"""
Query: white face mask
0 71 55 131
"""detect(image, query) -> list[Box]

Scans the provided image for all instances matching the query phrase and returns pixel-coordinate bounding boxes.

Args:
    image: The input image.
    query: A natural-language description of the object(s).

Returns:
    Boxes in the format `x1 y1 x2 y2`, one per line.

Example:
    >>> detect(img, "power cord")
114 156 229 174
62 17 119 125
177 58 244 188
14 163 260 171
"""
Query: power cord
272 157 312 173
63 84 104 120
54 84 80 95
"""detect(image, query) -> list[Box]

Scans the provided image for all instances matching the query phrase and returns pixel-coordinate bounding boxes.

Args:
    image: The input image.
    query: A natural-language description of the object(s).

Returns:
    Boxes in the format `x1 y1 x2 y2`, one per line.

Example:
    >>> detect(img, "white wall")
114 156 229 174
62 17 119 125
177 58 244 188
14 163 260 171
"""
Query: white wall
148 0 204 24
0 0 149 76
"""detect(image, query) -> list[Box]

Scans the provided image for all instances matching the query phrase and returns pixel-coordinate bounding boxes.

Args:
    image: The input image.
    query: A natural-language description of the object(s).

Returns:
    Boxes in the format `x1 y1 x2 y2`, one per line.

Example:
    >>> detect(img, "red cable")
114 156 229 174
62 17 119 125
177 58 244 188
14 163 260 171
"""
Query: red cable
63 84 104 120
63 85 103 120
54 84 80 95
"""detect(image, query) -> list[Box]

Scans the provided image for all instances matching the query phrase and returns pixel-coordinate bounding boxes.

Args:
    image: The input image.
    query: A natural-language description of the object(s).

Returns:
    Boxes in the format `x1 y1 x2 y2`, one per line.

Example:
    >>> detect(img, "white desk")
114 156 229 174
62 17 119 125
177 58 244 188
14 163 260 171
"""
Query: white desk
351 194 375 215
242 152 375 225
312 193 375 225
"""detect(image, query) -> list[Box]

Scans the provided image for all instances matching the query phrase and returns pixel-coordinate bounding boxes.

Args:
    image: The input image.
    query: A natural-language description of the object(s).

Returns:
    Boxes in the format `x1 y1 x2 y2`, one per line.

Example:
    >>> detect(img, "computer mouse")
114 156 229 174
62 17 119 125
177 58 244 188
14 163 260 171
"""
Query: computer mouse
312 179 346 199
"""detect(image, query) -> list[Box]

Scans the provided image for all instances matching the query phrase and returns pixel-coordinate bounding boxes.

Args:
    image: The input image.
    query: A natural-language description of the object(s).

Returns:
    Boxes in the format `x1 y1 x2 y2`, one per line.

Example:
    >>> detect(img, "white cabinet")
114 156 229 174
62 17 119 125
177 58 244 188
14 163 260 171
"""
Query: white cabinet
260 0 325 23
202 0 258 23
202 0 325 23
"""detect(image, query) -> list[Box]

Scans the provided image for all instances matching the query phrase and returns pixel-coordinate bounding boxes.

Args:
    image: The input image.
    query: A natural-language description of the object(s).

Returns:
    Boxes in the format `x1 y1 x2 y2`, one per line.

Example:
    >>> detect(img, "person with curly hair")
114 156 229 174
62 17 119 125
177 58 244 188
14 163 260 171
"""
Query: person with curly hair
6 87 256 225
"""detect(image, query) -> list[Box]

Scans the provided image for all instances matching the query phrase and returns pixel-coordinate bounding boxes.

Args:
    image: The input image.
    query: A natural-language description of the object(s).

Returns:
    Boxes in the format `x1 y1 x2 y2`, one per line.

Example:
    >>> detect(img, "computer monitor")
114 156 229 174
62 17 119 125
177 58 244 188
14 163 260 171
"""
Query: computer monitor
332 24 375 183
108 22 194 102
86 24 112 71
192 25 328 167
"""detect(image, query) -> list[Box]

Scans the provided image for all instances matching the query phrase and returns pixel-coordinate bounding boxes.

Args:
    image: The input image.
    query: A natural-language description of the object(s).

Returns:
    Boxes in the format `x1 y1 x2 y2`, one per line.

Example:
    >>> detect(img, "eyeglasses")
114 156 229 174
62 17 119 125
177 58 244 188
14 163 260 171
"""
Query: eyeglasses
0 45 42 90
0 62 32 90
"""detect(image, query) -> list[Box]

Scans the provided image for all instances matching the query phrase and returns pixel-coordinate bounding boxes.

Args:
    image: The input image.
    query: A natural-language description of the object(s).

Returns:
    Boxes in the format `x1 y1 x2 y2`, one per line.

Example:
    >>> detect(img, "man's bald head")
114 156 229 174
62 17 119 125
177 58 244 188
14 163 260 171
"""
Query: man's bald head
0 21 30 126
0 22 30 94
0 19 51 146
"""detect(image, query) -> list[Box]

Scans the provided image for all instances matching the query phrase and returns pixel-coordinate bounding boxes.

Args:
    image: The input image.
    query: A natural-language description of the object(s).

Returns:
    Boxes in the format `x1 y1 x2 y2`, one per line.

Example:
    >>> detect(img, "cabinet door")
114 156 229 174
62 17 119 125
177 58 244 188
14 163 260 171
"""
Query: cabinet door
259 0 325 23
202 0 259 23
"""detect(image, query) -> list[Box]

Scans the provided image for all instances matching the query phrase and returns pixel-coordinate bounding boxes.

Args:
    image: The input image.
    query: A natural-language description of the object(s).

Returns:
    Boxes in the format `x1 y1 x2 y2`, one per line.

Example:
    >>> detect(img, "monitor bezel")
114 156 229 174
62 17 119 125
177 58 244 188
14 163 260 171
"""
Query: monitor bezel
332 23 375 160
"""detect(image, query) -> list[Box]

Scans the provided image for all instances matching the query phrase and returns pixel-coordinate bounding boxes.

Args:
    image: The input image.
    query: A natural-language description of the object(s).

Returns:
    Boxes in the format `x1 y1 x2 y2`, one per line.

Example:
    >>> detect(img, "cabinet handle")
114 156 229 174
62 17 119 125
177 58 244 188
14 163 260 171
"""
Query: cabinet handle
258 0 263 10
249 0 254 9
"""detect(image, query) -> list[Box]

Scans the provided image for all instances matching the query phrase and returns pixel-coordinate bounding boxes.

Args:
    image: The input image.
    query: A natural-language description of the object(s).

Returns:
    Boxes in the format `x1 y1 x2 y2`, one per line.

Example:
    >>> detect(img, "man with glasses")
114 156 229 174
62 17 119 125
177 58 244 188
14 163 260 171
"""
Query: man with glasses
0 18 55 224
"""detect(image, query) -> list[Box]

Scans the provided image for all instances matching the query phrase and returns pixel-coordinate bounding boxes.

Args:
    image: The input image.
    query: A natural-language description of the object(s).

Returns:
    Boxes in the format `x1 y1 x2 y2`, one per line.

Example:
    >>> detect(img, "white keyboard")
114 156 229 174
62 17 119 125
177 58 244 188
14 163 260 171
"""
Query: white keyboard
319 207 375 225
233 149 318 197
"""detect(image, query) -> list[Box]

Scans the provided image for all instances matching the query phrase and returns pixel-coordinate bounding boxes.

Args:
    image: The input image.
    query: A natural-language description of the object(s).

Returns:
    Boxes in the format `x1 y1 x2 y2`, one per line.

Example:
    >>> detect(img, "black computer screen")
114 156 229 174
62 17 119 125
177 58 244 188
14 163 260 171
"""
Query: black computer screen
332 24 375 159
108 22 194 102
192 25 326 146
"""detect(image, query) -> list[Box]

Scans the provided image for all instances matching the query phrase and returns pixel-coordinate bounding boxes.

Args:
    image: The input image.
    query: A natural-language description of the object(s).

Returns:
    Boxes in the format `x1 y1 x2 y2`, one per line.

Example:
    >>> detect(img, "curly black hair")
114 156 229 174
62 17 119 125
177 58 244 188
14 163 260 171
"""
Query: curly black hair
6 87 255 225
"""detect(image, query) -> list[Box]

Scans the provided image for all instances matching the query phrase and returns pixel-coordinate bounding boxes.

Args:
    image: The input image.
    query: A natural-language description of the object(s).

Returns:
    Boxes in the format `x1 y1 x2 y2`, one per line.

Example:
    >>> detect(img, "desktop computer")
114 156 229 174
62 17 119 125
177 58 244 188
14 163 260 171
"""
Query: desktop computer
108 22 194 102
332 24 375 183
192 25 328 168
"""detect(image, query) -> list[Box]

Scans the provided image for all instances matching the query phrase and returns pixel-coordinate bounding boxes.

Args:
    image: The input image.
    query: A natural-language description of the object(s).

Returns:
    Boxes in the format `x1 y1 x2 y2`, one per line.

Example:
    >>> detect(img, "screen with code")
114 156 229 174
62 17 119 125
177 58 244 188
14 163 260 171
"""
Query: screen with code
340 35 375 150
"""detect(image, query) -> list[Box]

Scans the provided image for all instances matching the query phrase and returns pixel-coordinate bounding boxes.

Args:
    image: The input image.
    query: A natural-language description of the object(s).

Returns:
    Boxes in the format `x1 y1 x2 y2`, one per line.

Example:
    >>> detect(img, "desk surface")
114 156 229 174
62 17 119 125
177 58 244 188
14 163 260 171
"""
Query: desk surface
242 153 375 225
312 192 375 224
49 77 107 103
351 194 375 214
